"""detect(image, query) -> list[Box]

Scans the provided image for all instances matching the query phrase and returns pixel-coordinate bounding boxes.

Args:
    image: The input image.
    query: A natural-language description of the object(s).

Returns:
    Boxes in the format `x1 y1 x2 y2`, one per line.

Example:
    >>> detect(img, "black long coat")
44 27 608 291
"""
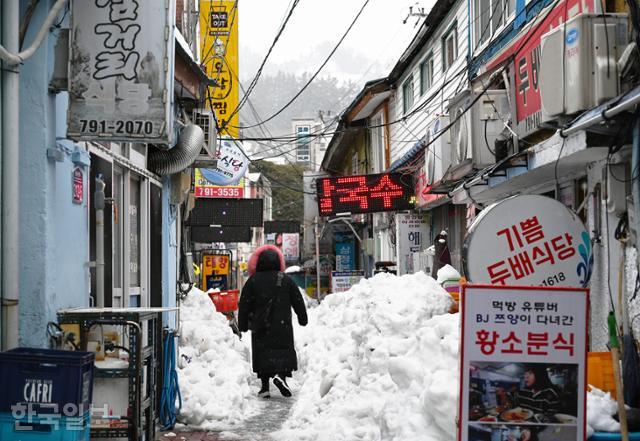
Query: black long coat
238 253 308 377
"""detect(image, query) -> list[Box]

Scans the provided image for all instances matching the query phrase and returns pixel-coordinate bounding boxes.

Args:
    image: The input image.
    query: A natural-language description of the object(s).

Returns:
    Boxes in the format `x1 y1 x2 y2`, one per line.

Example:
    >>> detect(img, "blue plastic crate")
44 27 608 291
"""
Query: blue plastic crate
0 348 94 417
591 433 640 440
0 411 90 441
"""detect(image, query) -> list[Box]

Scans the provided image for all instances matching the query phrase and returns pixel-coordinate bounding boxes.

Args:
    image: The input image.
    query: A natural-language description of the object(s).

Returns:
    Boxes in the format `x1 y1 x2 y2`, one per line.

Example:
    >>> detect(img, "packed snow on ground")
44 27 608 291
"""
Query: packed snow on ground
178 274 623 440
177 287 259 430
276 271 458 441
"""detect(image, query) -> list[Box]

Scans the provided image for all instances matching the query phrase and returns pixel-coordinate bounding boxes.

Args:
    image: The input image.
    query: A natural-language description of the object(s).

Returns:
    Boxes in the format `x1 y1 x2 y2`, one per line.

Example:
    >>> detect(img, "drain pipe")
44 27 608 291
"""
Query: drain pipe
94 176 106 308
1 0 20 350
632 114 640 271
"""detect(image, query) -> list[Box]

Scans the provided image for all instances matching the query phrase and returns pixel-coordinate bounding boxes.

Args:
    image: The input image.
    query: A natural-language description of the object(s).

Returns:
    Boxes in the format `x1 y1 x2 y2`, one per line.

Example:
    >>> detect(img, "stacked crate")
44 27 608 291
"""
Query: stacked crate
0 348 94 441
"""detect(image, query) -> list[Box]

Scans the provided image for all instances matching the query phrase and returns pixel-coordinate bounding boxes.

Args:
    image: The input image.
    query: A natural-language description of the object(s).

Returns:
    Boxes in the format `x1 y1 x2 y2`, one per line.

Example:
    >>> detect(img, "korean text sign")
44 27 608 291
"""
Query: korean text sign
199 0 239 139
395 213 428 276
484 0 596 136
458 285 588 441
316 173 415 216
464 195 593 288
68 0 175 144
194 169 244 198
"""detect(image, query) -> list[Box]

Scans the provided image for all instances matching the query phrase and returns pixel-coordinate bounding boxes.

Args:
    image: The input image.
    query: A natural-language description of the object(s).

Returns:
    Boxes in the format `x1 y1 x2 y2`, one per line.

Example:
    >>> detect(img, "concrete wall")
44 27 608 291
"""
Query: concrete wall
19 1 90 347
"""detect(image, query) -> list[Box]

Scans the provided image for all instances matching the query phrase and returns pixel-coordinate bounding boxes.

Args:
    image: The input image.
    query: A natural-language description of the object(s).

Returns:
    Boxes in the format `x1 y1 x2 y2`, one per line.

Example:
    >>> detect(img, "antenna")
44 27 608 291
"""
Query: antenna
402 4 428 26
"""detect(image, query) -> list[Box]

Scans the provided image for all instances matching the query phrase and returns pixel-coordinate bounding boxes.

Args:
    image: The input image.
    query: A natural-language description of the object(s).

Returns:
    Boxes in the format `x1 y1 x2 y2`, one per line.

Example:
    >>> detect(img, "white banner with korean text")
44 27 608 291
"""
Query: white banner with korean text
458 285 588 441
68 0 175 144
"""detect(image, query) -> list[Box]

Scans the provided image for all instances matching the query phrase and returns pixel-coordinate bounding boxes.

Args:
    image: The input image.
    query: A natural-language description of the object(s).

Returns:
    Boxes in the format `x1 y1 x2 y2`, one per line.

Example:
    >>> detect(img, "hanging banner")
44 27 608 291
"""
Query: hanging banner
195 169 244 198
67 0 175 144
282 233 300 262
199 0 239 139
198 139 249 186
459 284 588 441
464 195 593 288
335 233 355 272
396 213 429 276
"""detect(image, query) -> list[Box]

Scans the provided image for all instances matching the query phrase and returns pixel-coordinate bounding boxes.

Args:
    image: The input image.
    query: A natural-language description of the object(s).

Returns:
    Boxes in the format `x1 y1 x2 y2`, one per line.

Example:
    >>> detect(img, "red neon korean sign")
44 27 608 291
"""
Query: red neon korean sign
316 172 415 216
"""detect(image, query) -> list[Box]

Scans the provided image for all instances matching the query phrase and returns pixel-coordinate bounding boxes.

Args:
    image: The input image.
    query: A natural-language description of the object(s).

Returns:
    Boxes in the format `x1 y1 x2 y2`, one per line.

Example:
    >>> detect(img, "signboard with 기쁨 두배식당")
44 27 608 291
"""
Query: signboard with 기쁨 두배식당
463 195 593 288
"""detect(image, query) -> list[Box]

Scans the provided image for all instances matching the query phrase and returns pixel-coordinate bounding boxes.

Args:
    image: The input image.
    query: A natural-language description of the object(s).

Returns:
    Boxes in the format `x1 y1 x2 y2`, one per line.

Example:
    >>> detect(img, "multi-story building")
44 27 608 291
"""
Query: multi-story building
0 0 211 348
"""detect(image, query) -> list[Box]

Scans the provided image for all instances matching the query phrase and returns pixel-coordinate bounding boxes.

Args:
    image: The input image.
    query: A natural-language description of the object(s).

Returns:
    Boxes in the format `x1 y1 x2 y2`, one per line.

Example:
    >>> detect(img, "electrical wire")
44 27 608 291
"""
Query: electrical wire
225 0 302 125
229 0 372 131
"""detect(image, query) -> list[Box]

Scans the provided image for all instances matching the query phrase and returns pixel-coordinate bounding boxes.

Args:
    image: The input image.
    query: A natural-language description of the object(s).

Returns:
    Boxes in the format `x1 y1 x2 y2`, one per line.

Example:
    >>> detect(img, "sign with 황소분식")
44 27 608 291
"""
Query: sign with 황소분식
458 284 588 441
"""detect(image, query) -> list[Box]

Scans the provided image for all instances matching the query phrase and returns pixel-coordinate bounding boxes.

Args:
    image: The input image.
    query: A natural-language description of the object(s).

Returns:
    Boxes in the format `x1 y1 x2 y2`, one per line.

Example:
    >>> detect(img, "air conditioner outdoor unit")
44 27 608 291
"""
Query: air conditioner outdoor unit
192 108 217 168
448 89 509 170
540 13 628 122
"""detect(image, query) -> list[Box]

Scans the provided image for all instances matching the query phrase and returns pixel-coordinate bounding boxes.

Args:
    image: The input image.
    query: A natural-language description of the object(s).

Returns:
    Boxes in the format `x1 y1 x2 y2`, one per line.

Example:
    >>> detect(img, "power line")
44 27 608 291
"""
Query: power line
228 0 372 131
225 0 303 126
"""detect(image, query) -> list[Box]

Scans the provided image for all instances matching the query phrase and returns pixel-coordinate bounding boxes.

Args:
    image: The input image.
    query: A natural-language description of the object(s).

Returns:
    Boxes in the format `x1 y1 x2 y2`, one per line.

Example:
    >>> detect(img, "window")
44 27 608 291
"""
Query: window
296 125 311 162
370 113 385 172
420 55 434 95
442 25 458 71
475 0 514 45
402 75 414 114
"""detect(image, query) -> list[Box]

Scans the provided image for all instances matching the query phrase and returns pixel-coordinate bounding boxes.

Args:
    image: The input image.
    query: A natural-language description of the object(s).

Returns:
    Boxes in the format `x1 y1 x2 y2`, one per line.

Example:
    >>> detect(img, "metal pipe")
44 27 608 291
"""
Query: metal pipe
633 113 640 277
94 176 106 308
1 0 20 350
0 0 67 65
560 87 640 137
314 217 321 304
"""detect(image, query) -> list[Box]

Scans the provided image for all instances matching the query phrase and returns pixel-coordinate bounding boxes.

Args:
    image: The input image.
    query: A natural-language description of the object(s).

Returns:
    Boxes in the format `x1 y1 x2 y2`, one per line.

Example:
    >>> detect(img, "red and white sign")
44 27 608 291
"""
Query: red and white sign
72 167 84 204
195 186 244 198
484 0 596 136
458 284 588 441
282 233 300 262
464 195 592 288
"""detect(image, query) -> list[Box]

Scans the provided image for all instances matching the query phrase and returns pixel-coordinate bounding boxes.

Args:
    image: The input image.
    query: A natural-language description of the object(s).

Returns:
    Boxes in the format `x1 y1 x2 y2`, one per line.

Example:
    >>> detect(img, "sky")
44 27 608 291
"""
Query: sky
237 0 436 85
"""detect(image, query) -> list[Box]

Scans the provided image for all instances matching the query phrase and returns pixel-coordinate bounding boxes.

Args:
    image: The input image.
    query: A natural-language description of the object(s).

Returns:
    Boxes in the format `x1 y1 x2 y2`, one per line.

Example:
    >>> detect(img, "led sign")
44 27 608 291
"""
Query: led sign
316 173 414 216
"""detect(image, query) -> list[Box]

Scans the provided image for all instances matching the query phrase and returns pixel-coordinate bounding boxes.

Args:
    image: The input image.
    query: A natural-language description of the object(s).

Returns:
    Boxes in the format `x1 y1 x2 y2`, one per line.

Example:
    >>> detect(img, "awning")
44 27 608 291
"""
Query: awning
389 137 426 171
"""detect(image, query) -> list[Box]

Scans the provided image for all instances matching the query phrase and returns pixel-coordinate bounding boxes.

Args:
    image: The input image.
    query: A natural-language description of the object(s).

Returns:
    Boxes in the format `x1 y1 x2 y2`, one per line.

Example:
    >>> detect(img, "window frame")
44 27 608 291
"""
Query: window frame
402 75 415 115
474 0 515 48
442 23 458 72
420 54 434 95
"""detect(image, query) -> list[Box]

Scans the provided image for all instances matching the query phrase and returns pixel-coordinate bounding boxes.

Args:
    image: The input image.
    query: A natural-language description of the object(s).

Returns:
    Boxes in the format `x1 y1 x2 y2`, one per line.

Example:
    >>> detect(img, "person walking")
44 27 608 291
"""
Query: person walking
238 245 308 398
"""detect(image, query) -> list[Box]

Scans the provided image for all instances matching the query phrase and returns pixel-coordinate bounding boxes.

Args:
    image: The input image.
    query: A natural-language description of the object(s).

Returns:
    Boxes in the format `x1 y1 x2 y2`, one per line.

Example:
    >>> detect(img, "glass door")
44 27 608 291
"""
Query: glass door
113 167 125 307
129 174 142 306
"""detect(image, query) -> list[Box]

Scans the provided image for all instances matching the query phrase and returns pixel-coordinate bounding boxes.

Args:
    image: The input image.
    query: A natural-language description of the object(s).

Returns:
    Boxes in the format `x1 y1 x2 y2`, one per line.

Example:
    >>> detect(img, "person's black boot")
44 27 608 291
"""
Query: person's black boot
273 374 292 397
258 377 270 398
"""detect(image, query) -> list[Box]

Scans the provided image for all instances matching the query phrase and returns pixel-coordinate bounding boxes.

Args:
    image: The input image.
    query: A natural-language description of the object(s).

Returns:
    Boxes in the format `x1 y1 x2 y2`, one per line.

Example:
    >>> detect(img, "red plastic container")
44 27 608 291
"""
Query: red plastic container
208 290 239 313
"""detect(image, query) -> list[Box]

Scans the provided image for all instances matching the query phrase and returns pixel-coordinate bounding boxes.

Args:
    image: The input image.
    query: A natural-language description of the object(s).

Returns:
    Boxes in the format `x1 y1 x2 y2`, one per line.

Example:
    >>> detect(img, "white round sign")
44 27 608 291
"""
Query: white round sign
464 195 593 288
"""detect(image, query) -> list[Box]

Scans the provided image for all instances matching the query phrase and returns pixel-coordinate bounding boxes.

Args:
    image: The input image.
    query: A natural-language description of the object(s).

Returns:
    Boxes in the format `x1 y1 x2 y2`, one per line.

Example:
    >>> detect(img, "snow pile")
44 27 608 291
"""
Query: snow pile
178 288 259 429
587 386 620 437
436 264 461 284
277 271 458 441
285 265 302 273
